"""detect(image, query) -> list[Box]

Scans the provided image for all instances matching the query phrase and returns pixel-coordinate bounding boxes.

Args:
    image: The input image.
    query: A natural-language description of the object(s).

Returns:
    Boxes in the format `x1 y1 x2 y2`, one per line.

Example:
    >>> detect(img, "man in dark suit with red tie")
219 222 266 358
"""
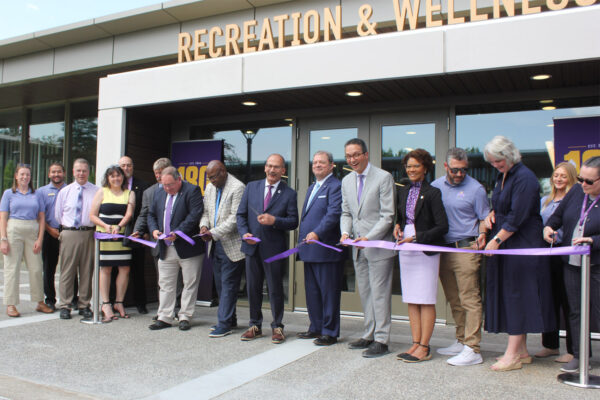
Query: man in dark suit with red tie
296 151 345 346
236 154 298 344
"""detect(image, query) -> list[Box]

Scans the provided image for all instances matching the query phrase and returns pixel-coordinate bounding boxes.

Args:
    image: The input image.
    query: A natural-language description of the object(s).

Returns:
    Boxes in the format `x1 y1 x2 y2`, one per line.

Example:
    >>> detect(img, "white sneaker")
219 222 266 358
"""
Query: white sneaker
437 340 464 356
447 346 483 366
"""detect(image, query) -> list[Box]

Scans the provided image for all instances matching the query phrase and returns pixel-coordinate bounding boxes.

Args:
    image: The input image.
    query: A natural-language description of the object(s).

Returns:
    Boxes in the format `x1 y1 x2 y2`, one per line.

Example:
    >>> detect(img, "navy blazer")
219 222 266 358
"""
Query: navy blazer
147 181 205 260
297 175 345 263
546 184 600 265
236 179 298 259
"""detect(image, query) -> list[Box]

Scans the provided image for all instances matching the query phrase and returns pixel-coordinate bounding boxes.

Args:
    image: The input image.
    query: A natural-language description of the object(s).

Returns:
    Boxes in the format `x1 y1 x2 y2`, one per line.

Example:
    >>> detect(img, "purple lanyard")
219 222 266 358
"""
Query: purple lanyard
579 194 599 226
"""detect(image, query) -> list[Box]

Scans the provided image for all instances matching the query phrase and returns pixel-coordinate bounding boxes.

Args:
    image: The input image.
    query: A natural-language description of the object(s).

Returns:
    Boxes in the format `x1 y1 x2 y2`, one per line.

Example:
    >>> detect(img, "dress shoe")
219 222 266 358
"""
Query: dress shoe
36 301 54 314
137 305 148 314
78 307 93 318
363 341 390 358
348 338 373 349
6 305 20 318
314 335 337 346
272 327 285 344
297 331 319 339
59 308 71 320
241 326 262 341
179 320 191 331
45 302 56 312
209 327 232 338
149 320 172 330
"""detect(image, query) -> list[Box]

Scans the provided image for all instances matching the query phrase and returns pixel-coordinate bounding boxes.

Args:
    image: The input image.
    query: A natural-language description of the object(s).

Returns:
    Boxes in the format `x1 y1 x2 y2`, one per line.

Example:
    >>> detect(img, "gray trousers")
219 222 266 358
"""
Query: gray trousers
354 251 394 344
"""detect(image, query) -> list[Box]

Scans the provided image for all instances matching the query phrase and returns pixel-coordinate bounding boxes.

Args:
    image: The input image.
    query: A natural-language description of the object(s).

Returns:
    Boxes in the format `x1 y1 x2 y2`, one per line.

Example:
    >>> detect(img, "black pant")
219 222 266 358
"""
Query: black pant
129 247 147 306
563 262 600 358
541 256 573 354
42 231 77 305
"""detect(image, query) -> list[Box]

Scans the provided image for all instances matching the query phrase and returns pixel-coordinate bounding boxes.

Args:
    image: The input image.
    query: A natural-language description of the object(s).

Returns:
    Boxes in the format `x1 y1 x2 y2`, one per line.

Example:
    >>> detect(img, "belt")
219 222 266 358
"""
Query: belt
61 225 95 231
443 236 478 248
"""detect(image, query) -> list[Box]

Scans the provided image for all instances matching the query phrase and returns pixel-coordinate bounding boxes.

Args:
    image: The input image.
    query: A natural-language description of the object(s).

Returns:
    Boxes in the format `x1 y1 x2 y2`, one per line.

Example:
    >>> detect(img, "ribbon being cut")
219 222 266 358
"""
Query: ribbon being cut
264 240 342 263
94 232 157 248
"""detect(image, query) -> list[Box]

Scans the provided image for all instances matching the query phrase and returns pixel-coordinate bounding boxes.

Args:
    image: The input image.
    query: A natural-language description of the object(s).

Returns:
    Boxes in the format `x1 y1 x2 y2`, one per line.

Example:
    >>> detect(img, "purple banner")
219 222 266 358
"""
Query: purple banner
554 116 600 172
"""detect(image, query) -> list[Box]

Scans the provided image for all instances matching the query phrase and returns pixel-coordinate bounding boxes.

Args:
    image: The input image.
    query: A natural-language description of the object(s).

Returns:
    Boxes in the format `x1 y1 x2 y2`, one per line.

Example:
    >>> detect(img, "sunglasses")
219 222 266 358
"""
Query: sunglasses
449 167 468 174
577 176 600 185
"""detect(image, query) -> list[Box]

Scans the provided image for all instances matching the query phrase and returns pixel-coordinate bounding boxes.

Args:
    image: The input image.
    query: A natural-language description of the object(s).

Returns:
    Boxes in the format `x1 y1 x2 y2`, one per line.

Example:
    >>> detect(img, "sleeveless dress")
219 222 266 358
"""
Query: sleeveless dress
96 188 131 267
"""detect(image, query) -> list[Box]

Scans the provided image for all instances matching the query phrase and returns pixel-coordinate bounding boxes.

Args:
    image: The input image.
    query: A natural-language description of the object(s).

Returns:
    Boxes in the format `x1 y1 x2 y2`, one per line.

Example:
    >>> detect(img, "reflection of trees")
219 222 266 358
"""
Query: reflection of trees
464 146 480 153
224 142 242 165
3 160 15 191
72 118 98 183
382 147 409 159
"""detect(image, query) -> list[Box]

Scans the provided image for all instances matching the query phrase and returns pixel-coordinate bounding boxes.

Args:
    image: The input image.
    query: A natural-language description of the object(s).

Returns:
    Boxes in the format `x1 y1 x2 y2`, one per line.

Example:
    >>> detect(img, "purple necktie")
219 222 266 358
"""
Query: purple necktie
357 175 364 203
264 185 273 211
164 194 174 245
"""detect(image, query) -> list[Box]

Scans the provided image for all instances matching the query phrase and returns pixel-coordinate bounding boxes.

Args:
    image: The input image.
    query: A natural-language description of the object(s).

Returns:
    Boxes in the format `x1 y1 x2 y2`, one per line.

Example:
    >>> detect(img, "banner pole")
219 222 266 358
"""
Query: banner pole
81 237 103 325
558 244 600 388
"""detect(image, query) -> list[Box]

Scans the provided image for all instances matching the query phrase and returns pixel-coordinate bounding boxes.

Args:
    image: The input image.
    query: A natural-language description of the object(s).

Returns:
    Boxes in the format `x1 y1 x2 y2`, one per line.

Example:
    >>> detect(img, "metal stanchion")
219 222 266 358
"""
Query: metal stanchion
81 238 104 325
558 245 600 388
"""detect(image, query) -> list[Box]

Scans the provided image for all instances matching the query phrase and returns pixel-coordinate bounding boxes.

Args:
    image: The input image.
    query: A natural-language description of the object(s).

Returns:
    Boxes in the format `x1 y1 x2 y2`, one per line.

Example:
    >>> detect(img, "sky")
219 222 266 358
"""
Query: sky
0 0 162 41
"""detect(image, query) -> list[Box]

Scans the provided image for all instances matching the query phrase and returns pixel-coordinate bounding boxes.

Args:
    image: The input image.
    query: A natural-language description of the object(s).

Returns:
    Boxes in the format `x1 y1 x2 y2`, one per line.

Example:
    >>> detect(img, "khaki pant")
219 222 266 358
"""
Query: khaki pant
58 230 94 309
439 248 483 352
157 246 203 323
3 219 43 305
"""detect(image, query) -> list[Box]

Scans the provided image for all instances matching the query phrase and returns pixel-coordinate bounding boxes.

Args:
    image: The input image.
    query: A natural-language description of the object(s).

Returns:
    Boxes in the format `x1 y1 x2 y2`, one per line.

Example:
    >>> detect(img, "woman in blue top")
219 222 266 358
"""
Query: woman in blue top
535 162 577 363
0 164 54 317
483 136 555 372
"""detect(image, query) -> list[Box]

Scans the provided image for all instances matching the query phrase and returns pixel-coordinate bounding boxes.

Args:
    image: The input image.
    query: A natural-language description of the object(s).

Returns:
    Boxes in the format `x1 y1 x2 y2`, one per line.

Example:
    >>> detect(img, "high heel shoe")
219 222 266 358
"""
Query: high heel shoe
101 302 117 323
113 301 130 319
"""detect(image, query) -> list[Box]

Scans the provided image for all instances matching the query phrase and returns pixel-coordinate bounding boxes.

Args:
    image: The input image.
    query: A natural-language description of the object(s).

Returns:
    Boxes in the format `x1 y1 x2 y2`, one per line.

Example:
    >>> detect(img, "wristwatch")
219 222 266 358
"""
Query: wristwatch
494 236 502 245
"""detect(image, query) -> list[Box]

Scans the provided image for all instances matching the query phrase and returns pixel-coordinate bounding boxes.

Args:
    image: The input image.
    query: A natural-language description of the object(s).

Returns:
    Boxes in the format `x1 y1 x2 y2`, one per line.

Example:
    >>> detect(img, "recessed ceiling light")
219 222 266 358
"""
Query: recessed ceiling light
284 118 293 122
346 91 363 97
546 124 554 127
539 99 553 104
542 106 556 111
531 74 551 81
406 131 416 135
242 101 257 106
321 136 331 140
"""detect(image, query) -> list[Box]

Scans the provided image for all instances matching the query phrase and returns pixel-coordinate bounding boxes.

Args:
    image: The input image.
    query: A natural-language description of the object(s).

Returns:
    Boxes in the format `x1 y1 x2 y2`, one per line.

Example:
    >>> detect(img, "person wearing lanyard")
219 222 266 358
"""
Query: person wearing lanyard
544 156 600 373
0 164 53 317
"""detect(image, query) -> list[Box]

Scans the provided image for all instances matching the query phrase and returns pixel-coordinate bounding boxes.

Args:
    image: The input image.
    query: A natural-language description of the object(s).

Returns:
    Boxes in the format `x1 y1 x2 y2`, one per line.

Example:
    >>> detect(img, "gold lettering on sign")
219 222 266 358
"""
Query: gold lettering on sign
324 6 342 41
194 29 207 60
178 32 192 63
426 0 443 27
273 14 290 48
393 0 421 31
493 0 515 18
575 0 596 5
258 18 275 51
546 0 568 10
291 12 302 46
448 0 465 24
522 0 541 14
225 24 241 56
470 0 489 21
243 20 258 53
304 10 320 44
357 4 378 36
208 27 223 58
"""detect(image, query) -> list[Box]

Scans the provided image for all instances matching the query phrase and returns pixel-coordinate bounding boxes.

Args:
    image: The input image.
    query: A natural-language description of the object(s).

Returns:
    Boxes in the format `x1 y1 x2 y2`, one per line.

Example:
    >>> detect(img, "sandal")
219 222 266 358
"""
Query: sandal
402 344 433 363
101 302 117 323
397 341 420 360
113 301 130 319
491 356 522 372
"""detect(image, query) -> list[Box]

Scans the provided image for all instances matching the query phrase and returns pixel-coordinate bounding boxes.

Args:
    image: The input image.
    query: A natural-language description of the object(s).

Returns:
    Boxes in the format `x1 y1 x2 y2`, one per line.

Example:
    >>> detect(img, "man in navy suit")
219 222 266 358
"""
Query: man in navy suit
297 151 345 346
236 154 298 344
147 167 205 331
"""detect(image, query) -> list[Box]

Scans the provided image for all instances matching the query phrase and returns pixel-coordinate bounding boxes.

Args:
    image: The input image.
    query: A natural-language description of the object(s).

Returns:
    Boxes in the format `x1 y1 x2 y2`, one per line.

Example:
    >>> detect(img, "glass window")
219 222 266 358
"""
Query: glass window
71 101 99 184
381 124 436 184
29 105 65 188
0 112 21 191
457 106 600 196
309 128 357 184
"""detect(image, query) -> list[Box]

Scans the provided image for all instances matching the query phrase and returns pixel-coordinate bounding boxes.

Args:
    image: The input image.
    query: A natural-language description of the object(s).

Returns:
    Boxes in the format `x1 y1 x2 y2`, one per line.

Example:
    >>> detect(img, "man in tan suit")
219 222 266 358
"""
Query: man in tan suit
200 160 246 338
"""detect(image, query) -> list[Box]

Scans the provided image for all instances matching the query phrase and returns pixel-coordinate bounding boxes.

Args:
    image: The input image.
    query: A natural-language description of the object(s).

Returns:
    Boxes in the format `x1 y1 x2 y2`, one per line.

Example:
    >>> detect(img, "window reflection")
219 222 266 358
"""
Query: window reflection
308 128 357 184
381 124 436 184
0 111 21 191
71 101 99 184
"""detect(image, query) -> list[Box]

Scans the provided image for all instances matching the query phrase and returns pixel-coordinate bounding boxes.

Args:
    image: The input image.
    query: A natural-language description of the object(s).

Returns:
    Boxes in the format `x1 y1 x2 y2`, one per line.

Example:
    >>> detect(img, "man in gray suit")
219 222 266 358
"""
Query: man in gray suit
340 138 396 358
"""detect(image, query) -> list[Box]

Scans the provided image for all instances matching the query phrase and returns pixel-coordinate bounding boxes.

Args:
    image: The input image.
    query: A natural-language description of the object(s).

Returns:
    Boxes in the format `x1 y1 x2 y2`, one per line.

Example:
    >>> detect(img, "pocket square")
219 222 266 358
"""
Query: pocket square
318 195 326 198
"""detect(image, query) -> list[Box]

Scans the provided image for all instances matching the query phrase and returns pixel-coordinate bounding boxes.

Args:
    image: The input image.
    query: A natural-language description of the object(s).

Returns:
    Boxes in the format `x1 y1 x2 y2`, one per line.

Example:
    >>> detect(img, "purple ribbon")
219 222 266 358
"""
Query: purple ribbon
94 232 157 249
264 240 342 263
243 236 262 244
340 239 590 256
158 230 196 245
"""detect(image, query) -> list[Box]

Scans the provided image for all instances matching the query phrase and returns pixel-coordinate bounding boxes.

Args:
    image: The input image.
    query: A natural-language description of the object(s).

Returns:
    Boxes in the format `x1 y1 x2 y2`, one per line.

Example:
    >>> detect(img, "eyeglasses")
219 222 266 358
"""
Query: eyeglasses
577 176 600 185
345 152 364 160
449 167 468 174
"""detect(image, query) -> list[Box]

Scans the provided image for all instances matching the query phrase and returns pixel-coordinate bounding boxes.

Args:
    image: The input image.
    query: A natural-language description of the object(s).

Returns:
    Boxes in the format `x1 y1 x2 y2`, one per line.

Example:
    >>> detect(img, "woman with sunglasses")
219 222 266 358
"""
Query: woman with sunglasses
483 136 555 372
544 156 600 373
535 162 577 363
0 164 54 317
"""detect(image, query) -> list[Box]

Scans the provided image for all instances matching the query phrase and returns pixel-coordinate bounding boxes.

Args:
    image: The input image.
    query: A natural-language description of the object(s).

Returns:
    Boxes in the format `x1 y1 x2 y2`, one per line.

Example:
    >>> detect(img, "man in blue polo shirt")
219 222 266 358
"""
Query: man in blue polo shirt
36 162 68 311
432 147 490 366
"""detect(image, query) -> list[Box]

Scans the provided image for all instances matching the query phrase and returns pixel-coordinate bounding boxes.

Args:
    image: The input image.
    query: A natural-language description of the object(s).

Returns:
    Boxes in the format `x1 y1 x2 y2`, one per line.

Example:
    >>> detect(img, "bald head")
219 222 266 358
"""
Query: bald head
118 156 134 179
206 160 228 188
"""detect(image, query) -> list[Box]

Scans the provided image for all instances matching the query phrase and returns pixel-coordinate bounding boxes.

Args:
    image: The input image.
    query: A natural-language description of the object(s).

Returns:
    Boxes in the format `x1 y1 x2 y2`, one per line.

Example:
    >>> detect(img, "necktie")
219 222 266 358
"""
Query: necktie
164 194 174 246
306 182 320 208
264 185 273 211
357 174 364 203
214 188 222 227
73 185 83 228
